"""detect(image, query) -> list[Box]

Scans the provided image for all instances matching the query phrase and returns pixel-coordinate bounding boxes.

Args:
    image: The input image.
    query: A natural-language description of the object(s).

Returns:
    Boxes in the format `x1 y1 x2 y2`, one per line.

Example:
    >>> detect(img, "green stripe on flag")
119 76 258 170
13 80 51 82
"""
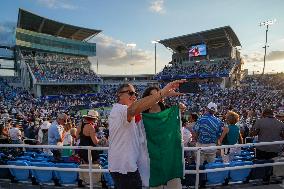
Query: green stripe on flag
142 105 183 187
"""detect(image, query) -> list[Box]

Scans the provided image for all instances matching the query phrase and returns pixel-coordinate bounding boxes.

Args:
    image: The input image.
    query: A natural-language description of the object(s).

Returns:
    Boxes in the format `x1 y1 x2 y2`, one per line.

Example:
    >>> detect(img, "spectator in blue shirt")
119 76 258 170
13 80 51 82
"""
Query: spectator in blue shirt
48 113 67 161
193 102 223 164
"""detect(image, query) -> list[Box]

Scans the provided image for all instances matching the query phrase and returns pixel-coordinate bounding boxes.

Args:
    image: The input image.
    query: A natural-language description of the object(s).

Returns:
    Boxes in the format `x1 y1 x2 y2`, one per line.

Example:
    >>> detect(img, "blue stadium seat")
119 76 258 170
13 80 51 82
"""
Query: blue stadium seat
102 164 114 188
30 157 49 162
30 162 54 183
232 155 246 161
23 152 37 158
15 156 34 161
100 156 107 162
35 153 51 158
240 151 254 156
205 162 229 185
7 160 30 181
100 157 108 165
215 157 223 163
54 163 78 184
229 161 253 182
99 154 108 158
243 155 255 161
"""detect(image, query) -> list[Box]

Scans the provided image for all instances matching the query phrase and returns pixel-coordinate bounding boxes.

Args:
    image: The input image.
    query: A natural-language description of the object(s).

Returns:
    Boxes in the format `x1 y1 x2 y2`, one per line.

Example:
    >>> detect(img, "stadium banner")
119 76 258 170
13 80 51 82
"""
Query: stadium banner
138 105 183 187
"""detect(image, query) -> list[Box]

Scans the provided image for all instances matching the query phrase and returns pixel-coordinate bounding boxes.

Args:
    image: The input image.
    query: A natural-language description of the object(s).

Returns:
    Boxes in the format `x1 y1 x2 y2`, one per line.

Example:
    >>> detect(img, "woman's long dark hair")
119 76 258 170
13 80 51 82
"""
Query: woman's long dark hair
142 86 168 113
142 86 160 98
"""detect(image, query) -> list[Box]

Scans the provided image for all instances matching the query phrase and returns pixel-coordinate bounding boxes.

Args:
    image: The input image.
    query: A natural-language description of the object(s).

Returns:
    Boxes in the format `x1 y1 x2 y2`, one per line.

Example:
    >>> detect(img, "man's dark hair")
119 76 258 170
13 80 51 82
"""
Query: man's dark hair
262 108 274 117
190 113 199 122
208 109 215 115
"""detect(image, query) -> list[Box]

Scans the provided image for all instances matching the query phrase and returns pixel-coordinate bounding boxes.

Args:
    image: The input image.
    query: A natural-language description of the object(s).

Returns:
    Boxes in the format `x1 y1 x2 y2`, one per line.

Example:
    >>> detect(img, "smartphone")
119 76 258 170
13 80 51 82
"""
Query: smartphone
179 81 200 93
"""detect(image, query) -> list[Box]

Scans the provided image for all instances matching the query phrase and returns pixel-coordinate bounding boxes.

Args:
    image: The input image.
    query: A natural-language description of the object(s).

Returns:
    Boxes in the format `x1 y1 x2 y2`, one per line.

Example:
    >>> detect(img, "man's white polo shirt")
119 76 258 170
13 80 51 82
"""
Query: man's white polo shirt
108 103 140 174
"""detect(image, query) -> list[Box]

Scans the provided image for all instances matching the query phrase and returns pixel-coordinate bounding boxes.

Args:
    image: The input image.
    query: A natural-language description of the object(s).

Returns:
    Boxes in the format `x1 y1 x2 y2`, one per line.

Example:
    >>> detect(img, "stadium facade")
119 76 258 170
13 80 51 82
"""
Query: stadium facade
15 9 102 97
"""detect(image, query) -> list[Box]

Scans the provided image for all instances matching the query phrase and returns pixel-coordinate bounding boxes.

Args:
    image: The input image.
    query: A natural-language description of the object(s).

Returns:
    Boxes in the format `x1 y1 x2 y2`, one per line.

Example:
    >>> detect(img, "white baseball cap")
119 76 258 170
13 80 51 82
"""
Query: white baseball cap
207 102 218 112
83 110 99 119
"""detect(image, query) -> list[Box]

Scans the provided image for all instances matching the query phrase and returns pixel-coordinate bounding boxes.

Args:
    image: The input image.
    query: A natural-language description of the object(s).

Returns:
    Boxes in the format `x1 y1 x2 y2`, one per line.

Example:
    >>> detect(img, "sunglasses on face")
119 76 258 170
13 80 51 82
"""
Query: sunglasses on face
119 90 139 97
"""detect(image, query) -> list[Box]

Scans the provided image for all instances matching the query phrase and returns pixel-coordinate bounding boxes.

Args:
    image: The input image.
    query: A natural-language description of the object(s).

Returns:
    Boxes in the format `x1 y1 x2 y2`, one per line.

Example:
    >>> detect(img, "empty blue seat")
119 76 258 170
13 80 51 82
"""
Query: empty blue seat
35 153 51 159
102 164 114 188
7 160 30 181
99 153 108 158
232 155 246 161
23 152 36 157
15 156 34 161
205 162 229 185
229 161 253 182
243 155 254 161
100 156 107 162
54 163 78 184
240 151 254 156
30 162 54 183
30 157 49 162
215 157 223 163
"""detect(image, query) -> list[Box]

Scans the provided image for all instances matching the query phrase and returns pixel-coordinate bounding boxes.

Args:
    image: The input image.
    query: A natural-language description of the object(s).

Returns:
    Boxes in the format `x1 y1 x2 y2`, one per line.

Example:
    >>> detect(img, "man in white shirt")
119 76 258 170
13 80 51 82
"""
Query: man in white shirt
108 80 185 189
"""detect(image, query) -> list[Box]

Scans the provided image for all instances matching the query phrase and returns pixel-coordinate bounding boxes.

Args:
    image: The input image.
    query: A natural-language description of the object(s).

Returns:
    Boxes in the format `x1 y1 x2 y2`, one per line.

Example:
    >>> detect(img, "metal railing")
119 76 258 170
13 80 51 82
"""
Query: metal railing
1 141 284 189
185 141 284 189
0 144 108 189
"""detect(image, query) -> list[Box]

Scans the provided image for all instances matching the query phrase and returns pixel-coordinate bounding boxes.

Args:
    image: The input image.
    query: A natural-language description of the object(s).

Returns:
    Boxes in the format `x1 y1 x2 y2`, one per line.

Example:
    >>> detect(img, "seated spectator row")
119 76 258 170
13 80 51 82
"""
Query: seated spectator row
21 51 102 83
156 58 238 80
21 51 89 64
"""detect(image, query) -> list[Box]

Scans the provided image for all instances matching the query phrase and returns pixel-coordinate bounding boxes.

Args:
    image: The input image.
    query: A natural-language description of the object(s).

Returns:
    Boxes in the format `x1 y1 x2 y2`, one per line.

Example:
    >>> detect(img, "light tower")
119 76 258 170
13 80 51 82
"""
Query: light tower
259 19 276 75
151 40 159 74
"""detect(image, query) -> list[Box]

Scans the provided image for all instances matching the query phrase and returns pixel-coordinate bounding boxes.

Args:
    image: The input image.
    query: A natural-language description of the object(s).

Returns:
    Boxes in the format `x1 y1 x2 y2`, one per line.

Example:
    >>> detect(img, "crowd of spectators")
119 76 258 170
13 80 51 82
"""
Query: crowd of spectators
156 58 238 79
21 51 102 83
0 73 283 147
0 73 284 187
41 85 95 96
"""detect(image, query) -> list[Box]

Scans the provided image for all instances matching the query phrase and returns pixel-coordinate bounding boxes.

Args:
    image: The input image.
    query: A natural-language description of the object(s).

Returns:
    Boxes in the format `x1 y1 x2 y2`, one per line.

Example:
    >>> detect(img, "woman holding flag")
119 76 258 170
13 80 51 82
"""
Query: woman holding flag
108 80 185 189
138 86 184 189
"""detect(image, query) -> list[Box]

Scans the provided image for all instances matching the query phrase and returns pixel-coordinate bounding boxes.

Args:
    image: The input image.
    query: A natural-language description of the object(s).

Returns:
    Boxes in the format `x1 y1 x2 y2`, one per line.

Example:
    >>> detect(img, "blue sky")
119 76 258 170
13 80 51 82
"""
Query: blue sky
1 0 284 75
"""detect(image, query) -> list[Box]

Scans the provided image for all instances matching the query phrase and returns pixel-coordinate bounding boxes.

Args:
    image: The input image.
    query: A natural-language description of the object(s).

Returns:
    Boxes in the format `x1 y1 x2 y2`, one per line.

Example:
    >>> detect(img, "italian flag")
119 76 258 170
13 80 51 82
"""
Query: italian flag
137 105 184 187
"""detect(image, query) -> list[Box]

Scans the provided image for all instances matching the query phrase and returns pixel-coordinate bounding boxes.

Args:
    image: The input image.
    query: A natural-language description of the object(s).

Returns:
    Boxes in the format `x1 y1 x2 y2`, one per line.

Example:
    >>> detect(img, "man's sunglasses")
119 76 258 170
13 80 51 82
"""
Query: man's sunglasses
119 90 139 97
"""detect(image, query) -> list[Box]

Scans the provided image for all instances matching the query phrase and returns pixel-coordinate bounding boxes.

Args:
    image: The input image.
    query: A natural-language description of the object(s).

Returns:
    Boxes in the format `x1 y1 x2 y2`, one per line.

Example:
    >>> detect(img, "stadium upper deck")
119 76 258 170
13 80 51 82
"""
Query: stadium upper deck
159 26 241 58
15 9 102 97
156 26 244 87
16 9 101 56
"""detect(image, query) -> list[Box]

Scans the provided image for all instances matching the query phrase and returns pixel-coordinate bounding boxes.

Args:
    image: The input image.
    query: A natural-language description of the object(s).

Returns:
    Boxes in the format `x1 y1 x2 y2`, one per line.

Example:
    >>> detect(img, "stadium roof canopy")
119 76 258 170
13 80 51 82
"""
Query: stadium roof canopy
17 8 101 41
159 26 241 52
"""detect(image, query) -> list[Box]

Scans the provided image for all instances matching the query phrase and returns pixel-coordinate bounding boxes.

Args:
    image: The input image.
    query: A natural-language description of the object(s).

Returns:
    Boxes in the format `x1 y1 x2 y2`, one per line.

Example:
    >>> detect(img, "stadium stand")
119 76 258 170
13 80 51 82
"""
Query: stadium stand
15 9 102 97
0 9 284 189
155 26 244 89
